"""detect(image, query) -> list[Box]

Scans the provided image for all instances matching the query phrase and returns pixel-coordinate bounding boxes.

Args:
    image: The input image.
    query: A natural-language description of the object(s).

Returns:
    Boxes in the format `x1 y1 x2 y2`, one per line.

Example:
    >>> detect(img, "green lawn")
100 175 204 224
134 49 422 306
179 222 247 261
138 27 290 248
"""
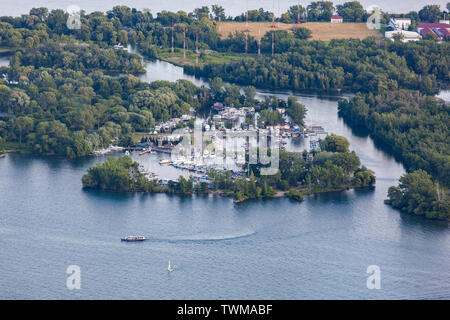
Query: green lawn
157 48 250 67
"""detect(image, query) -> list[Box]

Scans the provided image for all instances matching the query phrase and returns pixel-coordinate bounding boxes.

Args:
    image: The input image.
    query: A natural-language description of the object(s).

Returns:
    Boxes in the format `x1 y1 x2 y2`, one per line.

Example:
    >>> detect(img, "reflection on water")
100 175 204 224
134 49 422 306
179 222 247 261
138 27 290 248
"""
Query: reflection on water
436 90 450 102
0 55 10 67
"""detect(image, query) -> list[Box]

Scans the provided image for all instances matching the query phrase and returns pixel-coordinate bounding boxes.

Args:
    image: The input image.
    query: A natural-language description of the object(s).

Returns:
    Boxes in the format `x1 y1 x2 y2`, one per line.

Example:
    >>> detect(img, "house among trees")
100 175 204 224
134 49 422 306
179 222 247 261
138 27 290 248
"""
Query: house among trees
385 30 421 42
390 18 411 30
330 15 343 23
212 102 224 111
417 22 450 40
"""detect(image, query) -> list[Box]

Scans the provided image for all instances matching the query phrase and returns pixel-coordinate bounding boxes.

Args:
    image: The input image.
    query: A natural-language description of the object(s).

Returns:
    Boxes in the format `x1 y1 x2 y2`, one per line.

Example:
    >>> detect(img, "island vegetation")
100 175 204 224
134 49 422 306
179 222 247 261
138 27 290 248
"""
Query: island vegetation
338 90 449 219
385 170 449 220
82 135 376 203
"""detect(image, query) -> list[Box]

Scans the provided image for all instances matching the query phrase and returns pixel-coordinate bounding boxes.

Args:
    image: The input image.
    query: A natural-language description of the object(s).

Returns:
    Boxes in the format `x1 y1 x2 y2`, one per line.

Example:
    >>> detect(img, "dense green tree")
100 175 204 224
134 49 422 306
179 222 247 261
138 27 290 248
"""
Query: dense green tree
321 134 350 153
13 116 33 144
292 27 312 40
386 170 448 219
286 96 307 126
336 1 367 22
418 5 442 23
338 90 449 186
307 1 334 22
211 5 225 21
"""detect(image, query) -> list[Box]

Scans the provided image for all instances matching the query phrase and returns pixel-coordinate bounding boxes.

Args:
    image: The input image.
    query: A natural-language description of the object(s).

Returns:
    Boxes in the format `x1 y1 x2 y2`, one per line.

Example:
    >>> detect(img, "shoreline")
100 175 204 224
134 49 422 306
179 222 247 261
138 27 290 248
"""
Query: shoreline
83 183 368 204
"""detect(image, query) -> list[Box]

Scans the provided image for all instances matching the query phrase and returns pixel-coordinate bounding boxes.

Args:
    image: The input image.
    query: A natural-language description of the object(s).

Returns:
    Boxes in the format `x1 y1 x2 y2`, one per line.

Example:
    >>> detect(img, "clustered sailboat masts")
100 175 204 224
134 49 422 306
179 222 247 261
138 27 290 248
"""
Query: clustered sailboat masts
271 0 276 56
258 27 261 55
169 1 290 60
245 1 249 55
183 24 186 63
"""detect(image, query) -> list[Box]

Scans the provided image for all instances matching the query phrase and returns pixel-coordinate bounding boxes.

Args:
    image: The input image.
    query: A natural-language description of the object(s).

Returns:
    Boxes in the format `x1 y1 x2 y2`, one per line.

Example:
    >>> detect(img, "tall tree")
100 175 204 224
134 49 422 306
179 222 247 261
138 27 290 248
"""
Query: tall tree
418 5 441 22
336 1 367 22
211 5 225 21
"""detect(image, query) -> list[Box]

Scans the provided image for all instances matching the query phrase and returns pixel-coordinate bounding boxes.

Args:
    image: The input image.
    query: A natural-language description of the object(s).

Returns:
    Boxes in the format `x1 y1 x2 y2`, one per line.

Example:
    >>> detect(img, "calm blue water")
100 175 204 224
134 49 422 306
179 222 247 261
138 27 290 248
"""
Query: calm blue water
1 56 449 299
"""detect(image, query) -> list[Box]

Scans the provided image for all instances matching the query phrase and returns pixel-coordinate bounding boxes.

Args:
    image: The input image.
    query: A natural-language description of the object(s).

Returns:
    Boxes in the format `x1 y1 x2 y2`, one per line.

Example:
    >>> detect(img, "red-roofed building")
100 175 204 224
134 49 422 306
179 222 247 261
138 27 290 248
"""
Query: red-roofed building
330 15 343 23
417 23 450 40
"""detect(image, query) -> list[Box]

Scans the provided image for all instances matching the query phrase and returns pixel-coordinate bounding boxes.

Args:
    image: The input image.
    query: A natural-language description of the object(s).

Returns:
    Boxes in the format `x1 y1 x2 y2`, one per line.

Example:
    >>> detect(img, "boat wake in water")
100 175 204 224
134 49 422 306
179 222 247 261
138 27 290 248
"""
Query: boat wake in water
149 230 256 243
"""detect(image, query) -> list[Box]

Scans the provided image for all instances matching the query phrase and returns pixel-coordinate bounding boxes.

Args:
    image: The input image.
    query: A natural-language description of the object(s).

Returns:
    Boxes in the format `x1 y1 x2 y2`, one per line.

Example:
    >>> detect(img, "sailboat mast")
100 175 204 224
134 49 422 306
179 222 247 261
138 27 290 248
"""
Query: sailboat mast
171 18 174 56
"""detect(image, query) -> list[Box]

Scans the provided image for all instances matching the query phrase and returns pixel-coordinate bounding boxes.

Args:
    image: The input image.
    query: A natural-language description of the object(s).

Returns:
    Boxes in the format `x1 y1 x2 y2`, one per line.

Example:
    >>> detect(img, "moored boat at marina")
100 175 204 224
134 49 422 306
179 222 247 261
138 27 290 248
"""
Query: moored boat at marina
159 159 172 165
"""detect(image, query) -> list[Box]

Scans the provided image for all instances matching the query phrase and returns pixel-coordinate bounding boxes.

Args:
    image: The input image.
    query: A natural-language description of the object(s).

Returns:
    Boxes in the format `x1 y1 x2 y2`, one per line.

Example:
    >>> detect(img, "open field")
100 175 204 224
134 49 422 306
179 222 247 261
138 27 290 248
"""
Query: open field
217 22 380 41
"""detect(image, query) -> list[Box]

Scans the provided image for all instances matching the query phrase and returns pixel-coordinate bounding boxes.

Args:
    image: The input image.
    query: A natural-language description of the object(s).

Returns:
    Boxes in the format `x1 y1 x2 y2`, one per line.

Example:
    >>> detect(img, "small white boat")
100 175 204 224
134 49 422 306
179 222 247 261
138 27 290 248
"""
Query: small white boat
121 235 146 242
159 159 172 165
124 150 130 156
168 260 173 272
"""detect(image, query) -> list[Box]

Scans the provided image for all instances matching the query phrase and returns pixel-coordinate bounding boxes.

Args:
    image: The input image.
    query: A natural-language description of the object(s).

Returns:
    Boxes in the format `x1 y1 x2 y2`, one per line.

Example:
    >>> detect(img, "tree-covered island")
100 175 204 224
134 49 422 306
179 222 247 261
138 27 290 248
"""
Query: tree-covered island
82 134 376 203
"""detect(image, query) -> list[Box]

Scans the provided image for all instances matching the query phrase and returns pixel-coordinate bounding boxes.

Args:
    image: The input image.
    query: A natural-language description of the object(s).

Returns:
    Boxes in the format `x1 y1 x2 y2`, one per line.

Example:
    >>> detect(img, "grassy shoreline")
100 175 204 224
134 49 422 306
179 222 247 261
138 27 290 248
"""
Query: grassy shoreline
233 185 368 203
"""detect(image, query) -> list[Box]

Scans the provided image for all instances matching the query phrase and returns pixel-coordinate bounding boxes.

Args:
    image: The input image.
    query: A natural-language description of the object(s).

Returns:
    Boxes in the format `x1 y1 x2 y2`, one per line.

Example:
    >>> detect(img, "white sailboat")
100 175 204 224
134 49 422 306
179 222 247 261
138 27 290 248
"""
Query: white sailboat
168 260 173 272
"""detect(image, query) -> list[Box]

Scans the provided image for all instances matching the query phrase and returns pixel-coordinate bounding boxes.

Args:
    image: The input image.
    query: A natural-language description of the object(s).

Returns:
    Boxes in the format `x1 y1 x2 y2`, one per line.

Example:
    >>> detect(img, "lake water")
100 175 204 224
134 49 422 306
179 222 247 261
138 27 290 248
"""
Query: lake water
0 0 448 18
0 56 9 67
1 53 449 299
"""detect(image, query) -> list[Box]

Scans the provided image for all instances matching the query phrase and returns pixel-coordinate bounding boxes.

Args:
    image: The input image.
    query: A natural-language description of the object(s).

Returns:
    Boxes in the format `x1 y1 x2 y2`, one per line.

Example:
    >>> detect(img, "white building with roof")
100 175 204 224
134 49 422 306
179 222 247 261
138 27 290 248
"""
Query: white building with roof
330 15 343 23
385 30 421 42
392 18 411 30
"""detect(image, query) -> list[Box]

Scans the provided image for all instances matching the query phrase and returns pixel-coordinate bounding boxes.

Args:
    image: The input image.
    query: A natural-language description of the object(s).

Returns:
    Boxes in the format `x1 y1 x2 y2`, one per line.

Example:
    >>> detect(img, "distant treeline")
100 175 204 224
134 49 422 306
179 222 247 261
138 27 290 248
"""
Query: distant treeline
185 34 449 95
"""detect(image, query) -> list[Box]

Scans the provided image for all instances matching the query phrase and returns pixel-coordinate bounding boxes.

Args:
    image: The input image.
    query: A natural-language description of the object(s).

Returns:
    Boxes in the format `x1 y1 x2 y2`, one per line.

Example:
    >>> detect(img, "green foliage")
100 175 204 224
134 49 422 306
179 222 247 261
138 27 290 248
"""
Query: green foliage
185 38 447 95
418 5 442 23
266 139 374 191
338 90 450 186
321 134 350 153
353 166 376 187
258 109 284 127
292 27 312 40
286 189 304 201
82 155 154 192
18 41 145 74
307 1 334 22
336 1 367 22
385 170 449 219
175 175 194 195
0 35 206 158
286 96 307 126
232 172 276 201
